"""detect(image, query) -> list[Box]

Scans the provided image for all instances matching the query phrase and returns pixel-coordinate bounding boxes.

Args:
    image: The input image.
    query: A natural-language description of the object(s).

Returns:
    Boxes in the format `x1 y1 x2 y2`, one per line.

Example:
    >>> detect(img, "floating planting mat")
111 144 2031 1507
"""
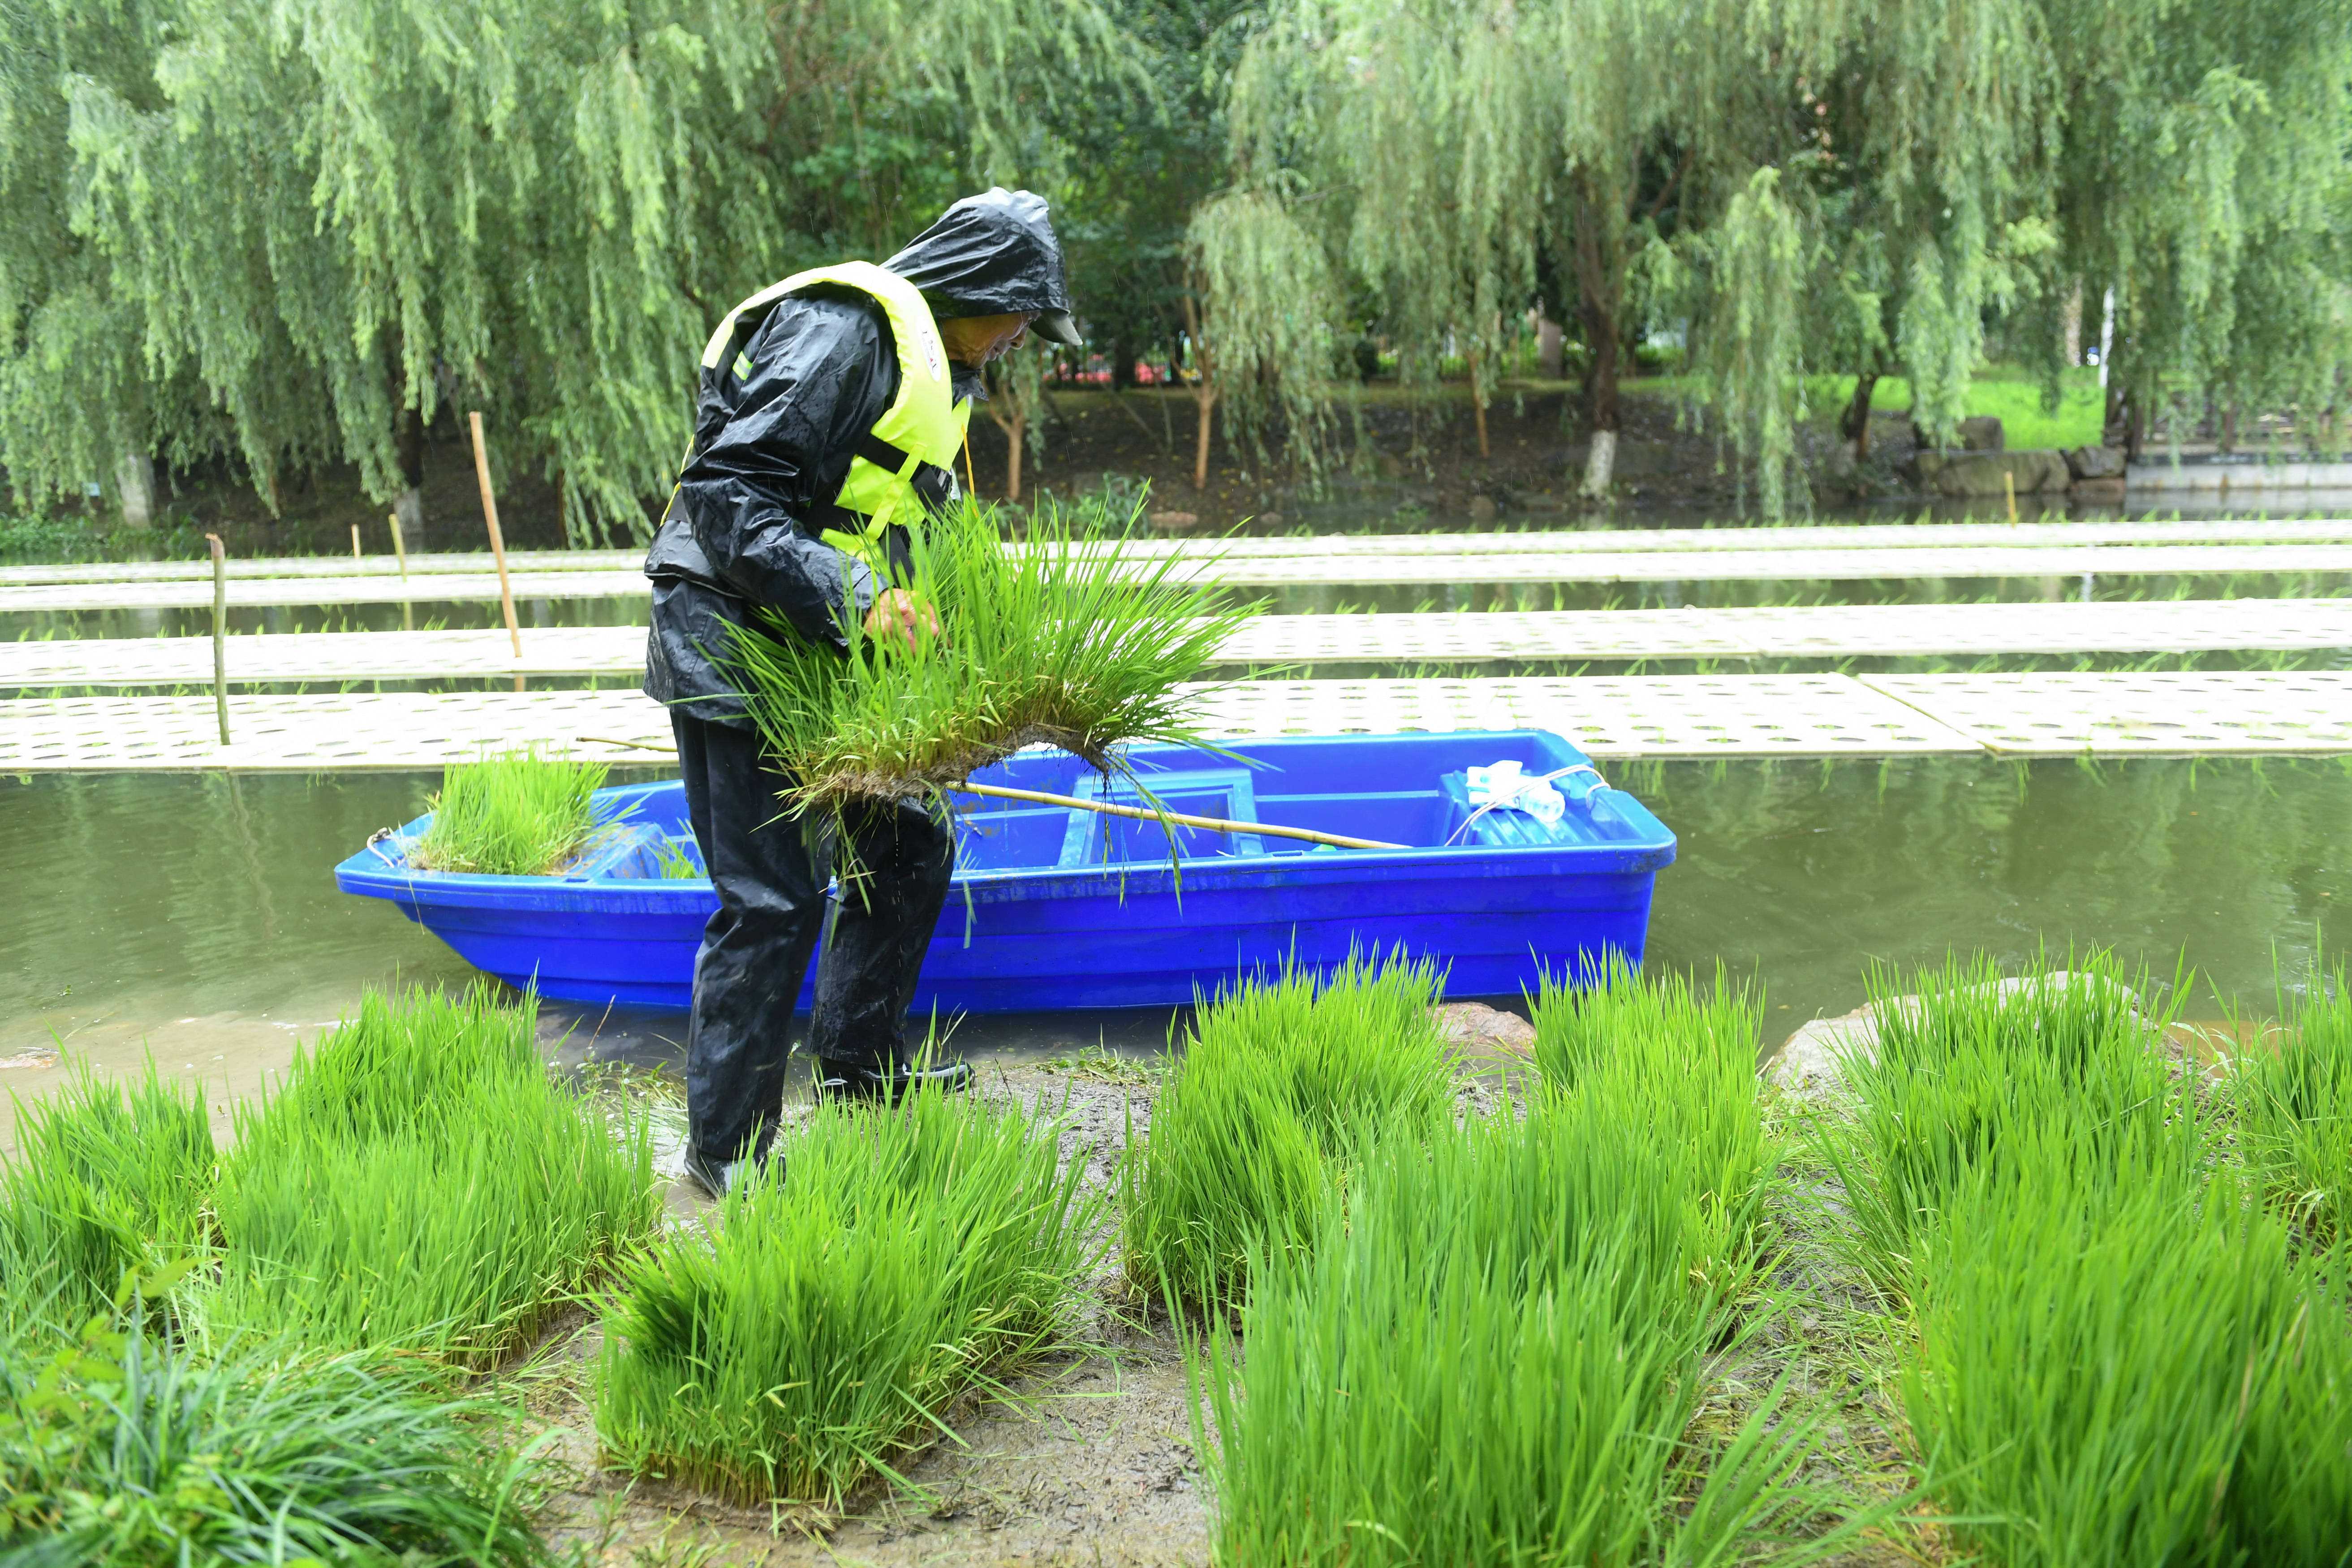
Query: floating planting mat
408 748 613 875
0 1314 553 1566
0 1064 213 1329
207 983 657 1368
727 500 1258 853
1122 951 1454 1307
597 1086 1101 1509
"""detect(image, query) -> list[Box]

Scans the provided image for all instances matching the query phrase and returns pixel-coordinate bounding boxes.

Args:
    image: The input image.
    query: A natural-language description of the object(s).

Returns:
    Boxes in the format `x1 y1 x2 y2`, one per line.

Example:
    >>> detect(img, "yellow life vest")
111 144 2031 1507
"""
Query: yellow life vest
696 260 972 560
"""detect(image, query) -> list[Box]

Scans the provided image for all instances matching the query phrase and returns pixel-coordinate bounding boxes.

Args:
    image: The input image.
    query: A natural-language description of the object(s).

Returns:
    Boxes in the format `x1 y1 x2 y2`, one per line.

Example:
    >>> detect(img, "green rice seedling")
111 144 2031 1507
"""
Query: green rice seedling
0 1306 552 1566
1203 1100 1837 1568
1530 954 1775 1293
725 496 1259 869
1122 950 1454 1307
1906 1157 2352 1568
2233 961 2352 1244
207 983 657 1369
1816 952 2190 1298
408 747 613 875
0 1063 213 1328
597 1084 1101 1509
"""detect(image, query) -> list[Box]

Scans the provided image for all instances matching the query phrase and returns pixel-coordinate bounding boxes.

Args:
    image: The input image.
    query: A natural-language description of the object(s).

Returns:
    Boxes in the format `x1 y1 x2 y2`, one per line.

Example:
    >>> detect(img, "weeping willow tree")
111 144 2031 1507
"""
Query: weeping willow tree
0 0 1129 543
1219 0 1856 508
1184 185 1346 490
2042 0 2352 457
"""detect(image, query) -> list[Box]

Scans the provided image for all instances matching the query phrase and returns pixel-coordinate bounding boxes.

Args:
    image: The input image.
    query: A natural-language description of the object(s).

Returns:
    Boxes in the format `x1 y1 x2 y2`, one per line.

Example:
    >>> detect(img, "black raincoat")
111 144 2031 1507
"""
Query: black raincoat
640 189 1073 1170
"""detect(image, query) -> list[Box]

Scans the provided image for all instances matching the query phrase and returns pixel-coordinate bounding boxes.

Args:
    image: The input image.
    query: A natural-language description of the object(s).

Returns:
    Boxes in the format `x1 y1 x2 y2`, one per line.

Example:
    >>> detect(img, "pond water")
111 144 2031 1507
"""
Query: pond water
4 757 2345 1151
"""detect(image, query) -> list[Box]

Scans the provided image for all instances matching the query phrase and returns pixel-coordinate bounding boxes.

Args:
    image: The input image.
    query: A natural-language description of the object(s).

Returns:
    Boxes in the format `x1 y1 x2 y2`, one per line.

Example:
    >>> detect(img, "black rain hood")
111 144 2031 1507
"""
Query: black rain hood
883 188 1081 345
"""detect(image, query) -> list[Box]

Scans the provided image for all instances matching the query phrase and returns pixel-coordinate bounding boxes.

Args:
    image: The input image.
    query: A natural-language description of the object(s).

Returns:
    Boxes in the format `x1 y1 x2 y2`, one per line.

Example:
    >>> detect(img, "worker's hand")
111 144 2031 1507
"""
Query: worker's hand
862 587 942 652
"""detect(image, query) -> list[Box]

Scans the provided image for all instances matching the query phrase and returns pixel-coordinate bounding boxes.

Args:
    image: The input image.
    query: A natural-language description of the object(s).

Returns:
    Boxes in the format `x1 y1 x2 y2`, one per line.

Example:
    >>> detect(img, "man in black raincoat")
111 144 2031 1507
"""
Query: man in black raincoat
642 189 1082 1197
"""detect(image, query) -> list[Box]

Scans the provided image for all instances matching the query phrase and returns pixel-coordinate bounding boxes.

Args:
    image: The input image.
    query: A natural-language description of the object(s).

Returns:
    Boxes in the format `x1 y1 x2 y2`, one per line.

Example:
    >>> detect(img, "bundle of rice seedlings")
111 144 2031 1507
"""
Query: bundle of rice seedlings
408 747 613 875
1530 955 1775 1293
1815 952 2190 1298
0 1311 551 1566
2233 960 2352 1244
1202 1101 1834 1567
1905 1156 2352 1567
1122 950 1455 1307
0 1063 214 1328
725 497 1259 846
207 983 657 1368
596 1085 1101 1509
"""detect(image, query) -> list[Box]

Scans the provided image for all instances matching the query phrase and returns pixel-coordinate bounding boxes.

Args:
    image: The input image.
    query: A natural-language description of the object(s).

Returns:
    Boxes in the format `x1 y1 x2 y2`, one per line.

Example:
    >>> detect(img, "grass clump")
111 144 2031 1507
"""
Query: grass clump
0 1308 552 1566
1122 951 1454 1307
597 1085 1101 1509
207 983 657 1369
0 1064 214 1330
2234 960 2352 1245
408 748 612 876
726 497 1258 846
1531 955 1775 1292
1906 1159 2352 1567
1202 1096 1830 1567
1814 952 2187 1298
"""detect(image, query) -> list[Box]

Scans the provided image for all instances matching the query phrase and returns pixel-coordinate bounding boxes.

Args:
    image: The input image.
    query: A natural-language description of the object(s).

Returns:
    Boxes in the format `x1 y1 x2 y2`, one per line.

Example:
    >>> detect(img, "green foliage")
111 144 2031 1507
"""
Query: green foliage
1199 1086 1827 1566
1121 950 1454 1307
0 1066 215 1331
596 1085 1101 1508
2233 962 2352 1244
1813 953 2188 1298
727 496 1257 831
409 749 613 877
1188 188 1350 480
210 984 658 1369
1529 956 1774 1294
1803 367 2107 450
0 0 1135 542
0 1312 551 1567
1907 1162 2352 1568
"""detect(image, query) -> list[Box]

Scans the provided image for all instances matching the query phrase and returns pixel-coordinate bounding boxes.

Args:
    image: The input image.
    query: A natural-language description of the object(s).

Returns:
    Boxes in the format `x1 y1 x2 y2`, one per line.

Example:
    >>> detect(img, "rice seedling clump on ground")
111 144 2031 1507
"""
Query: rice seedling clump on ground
1203 1096 1828 1566
1530 955 1775 1292
207 983 657 1368
2233 959 2352 1245
0 1308 552 1567
1123 950 1454 1306
597 1086 1101 1510
408 748 613 875
1906 1160 2352 1566
1815 953 2188 1298
0 1064 214 1331
726 498 1258 834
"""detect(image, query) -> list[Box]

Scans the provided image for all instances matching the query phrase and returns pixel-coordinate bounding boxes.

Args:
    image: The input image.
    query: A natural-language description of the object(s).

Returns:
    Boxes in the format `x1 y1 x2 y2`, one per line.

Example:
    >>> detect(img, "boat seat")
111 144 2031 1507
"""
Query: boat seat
1056 767 1266 868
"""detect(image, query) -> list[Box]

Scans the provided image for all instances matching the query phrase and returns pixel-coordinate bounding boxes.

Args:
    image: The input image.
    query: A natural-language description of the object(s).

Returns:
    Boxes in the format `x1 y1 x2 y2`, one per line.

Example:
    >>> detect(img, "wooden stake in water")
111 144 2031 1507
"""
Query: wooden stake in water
204 532 229 745
2005 469 2020 526
387 512 414 630
468 410 525 691
350 522 362 560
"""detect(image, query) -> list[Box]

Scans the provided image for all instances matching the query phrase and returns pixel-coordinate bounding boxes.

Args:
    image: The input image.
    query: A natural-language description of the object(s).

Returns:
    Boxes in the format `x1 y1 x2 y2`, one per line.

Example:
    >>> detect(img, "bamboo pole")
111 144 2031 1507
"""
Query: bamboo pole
204 533 229 745
2005 469 2020 526
350 522 362 560
572 736 1409 851
387 512 413 630
468 410 524 689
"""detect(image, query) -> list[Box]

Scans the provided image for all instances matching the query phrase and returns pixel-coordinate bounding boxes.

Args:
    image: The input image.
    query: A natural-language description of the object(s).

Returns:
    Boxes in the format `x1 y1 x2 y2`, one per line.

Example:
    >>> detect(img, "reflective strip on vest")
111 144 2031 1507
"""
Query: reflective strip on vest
699 261 971 559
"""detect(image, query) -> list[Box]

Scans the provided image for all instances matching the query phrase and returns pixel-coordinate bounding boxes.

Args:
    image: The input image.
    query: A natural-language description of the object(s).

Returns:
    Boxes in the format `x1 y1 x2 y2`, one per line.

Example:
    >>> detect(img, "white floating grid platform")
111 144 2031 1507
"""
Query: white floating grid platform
7 673 2350 771
1864 672 2352 755
12 517 2352 587
11 599 2351 689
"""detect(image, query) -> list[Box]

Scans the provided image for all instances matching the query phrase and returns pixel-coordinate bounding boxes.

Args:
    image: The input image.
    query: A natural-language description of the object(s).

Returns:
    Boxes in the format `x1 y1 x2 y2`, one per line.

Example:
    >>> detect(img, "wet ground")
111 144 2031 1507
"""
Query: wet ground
4 754 2346 1153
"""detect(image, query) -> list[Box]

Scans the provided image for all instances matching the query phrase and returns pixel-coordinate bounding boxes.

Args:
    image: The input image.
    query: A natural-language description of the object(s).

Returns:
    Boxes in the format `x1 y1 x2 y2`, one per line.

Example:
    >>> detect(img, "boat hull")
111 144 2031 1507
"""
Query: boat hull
333 730 1676 1011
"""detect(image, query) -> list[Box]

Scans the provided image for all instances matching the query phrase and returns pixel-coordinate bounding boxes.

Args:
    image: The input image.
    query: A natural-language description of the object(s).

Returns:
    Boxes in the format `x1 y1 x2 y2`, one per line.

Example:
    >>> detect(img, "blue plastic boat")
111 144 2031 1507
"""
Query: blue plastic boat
332 730 1676 1012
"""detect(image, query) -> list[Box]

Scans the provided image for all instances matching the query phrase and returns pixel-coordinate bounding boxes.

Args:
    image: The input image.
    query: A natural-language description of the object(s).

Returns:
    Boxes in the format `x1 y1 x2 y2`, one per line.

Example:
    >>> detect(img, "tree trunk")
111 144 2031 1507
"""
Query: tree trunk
1111 337 1134 392
1005 416 1026 502
1839 372 1879 465
114 450 157 531
1571 198 1622 503
1468 349 1490 458
394 403 426 548
1182 288 1218 492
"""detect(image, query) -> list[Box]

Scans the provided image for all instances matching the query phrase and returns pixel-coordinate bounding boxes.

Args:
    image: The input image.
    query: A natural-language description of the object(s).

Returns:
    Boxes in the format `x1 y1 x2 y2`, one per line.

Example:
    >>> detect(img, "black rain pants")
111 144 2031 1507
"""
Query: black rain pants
671 710 955 1166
